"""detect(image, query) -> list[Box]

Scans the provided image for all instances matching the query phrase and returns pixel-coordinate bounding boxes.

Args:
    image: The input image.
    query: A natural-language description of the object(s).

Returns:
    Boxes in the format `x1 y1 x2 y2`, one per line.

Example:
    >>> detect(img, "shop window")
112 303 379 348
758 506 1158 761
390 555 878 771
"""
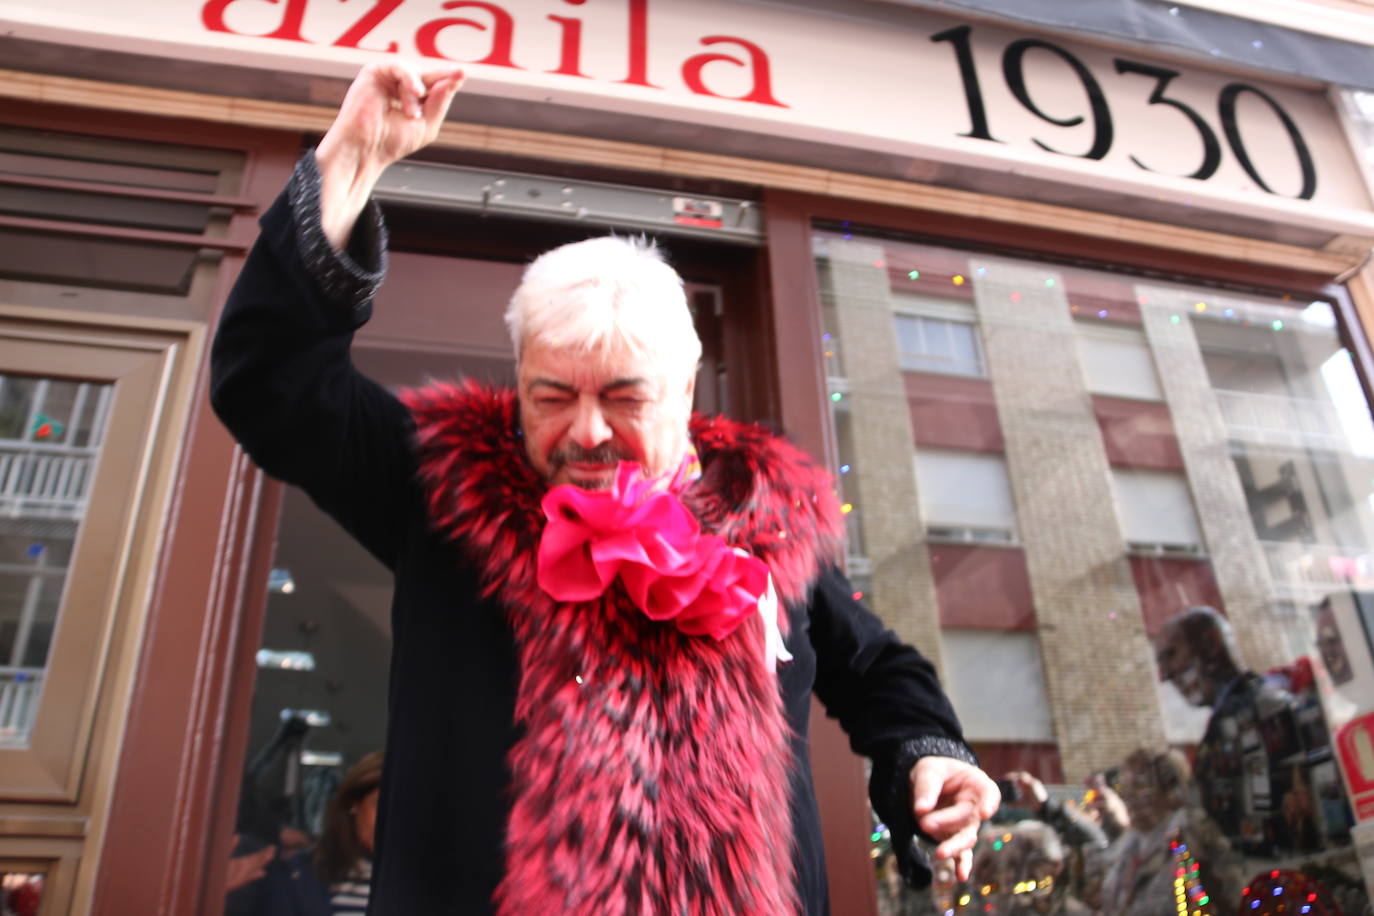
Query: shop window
915 449 1017 544
0 376 111 746
1112 468 1204 554
892 295 983 377
815 226 1373 916
0 312 198 804
940 629 1054 742
1076 322 1164 400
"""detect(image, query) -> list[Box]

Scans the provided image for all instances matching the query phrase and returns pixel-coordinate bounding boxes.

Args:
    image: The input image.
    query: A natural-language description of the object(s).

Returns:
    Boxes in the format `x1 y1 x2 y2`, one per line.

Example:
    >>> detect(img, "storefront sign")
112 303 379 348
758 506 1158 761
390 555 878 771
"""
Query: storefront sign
1338 712 1374 821
4 0 1371 227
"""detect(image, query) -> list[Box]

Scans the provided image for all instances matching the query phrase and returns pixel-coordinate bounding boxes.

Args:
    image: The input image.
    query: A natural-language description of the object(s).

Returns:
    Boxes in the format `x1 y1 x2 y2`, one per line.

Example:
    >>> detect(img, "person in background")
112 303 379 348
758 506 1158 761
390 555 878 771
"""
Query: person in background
264 752 383 916
1096 748 1241 916
970 819 1092 915
1002 771 1108 853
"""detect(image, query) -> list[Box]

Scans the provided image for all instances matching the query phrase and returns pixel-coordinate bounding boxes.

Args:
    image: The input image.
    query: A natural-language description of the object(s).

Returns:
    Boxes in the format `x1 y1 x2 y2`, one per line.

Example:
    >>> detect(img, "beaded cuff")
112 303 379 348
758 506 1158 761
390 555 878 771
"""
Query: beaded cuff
286 150 389 315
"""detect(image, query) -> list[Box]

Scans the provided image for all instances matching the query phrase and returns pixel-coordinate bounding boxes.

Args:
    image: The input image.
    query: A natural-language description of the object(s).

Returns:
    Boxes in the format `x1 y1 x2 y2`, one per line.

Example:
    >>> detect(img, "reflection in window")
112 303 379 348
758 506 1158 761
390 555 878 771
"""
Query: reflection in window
0 870 44 914
813 226 1373 916
916 449 1018 544
0 374 111 747
893 297 984 377
1076 323 1164 400
941 630 1054 743
1112 468 1204 555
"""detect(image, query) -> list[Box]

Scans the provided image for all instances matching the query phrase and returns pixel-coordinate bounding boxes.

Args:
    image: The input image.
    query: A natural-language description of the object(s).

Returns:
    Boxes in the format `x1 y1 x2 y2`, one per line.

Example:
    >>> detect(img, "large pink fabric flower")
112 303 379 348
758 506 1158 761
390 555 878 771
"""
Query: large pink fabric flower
536 461 769 641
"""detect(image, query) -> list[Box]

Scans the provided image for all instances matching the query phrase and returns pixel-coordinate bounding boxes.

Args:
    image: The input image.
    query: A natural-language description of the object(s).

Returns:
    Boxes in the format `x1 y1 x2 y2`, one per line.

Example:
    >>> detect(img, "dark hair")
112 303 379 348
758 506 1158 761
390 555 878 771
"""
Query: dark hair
313 751 383 885
1123 747 1191 800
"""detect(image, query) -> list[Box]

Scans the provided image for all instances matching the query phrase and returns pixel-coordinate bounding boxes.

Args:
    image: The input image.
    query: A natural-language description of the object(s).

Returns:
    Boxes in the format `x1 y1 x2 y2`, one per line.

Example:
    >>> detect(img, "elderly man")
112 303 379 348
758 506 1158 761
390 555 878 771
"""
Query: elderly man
211 61 995 915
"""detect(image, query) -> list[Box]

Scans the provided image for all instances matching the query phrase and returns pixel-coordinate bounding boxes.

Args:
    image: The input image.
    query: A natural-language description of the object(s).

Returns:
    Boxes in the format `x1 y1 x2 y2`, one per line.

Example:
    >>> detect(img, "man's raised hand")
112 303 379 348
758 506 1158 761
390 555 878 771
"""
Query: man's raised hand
910 756 1001 882
315 61 466 250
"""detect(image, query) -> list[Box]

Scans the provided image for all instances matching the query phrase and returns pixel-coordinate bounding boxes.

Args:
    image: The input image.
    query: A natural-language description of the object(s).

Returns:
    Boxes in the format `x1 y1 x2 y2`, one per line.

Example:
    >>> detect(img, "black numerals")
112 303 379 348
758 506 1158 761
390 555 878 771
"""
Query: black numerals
1003 39 1113 160
934 24 1318 199
1219 83 1318 200
931 25 999 142
1114 59 1221 181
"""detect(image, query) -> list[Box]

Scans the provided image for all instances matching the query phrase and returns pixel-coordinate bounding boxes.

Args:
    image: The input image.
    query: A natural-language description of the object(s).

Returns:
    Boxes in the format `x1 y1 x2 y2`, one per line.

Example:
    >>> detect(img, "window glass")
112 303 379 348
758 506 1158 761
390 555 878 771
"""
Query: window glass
916 450 1018 538
814 226 1373 916
1113 469 1205 550
893 298 984 377
1076 323 1164 400
0 870 44 914
0 374 112 747
941 630 1055 742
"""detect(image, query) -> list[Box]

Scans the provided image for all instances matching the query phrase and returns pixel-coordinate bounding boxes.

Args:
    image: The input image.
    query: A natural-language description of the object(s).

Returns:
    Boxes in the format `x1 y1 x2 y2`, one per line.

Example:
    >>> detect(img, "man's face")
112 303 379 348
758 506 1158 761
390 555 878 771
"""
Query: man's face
1155 624 1211 707
518 337 694 490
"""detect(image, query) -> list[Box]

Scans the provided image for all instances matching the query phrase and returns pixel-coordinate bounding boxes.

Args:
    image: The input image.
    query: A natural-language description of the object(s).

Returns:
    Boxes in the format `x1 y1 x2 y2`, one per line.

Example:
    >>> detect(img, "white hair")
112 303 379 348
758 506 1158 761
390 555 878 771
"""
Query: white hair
504 235 702 380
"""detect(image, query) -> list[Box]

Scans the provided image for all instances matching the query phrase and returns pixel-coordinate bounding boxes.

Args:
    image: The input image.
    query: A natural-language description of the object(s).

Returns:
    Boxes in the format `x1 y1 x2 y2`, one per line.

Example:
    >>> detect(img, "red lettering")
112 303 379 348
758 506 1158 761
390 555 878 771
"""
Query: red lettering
682 36 786 108
201 0 310 41
618 0 659 88
334 0 405 52
415 1 522 68
547 0 589 78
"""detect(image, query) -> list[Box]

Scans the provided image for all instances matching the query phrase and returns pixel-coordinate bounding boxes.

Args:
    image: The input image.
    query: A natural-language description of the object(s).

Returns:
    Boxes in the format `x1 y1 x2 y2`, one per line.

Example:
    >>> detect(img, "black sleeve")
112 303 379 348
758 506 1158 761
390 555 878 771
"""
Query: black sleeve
210 152 415 569
807 565 977 888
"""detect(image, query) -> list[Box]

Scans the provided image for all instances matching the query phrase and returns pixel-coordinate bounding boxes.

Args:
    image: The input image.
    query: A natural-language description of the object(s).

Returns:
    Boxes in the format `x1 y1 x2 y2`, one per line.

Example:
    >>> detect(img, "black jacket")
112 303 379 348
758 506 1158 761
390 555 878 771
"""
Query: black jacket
210 154 974 915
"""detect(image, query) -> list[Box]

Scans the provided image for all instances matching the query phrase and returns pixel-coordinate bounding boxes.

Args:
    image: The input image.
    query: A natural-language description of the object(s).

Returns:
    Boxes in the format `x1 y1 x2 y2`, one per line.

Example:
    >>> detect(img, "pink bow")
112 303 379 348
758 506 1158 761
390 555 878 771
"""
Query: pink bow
536 461 769 641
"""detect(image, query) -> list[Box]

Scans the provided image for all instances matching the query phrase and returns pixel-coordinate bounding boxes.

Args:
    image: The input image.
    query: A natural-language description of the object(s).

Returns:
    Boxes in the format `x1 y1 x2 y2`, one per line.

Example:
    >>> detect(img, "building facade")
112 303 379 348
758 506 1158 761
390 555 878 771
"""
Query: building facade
2 1 1374 913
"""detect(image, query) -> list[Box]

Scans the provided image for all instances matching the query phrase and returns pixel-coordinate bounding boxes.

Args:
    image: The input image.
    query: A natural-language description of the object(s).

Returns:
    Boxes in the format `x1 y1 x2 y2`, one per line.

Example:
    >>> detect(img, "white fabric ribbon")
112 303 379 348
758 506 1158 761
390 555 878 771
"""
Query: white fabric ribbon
754 563 792 674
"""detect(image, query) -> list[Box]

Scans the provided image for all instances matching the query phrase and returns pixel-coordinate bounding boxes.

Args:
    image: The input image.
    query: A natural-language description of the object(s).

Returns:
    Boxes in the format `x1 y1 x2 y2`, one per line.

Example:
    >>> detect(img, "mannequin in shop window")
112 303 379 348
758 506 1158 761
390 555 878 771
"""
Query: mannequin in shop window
1153 606 1319 856
210 60 996 915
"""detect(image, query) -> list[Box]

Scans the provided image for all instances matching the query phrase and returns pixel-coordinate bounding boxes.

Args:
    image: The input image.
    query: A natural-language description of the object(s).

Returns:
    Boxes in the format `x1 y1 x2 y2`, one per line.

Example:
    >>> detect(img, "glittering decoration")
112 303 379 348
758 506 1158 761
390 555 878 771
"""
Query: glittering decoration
26 543 44 559
1240 868 1343 915
1010 292 1021 302
1195 301 1208 312
830 392 843 402
952 275 966 286
840 503 854 514
1098 309 1109 319
1045 278 1055 287
908 269 920 280
1272 320 1285 330
1170 315 1182 324
852 591 864 600
1168 834 1217 916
